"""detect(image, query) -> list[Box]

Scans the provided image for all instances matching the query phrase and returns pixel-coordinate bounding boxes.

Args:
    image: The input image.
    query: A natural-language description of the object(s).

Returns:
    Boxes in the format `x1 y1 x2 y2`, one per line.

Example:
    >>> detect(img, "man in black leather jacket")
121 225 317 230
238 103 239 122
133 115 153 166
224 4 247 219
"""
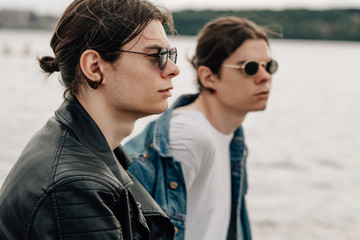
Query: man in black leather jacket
0 0 180 239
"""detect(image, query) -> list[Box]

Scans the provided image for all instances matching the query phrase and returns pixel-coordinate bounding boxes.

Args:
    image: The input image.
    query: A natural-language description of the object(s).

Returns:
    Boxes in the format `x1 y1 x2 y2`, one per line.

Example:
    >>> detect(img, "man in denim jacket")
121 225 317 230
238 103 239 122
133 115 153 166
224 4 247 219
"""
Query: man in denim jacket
125 17 278 240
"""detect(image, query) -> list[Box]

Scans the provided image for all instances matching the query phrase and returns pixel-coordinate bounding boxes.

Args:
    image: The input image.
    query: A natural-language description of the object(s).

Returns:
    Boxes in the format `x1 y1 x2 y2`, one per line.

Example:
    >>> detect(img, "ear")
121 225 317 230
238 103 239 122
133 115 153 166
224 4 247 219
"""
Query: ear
79 49 103 85
198 65 217 91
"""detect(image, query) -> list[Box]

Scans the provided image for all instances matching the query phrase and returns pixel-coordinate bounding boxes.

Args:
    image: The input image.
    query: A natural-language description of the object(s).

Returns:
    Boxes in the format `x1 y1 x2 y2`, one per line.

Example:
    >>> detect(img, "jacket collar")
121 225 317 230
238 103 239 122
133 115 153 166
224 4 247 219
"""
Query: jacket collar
55 96 133 186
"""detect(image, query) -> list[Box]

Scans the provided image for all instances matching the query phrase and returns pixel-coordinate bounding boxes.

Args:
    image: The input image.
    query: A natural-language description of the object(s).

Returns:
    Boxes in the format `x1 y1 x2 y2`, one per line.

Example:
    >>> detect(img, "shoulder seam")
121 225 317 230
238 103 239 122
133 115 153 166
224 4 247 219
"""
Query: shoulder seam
49 128 68 184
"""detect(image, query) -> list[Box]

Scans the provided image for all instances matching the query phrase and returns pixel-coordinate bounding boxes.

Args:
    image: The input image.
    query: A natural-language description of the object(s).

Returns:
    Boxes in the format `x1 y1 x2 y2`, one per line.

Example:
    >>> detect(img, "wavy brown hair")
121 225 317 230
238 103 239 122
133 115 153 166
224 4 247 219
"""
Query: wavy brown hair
38 0 174 99
191 16 270 93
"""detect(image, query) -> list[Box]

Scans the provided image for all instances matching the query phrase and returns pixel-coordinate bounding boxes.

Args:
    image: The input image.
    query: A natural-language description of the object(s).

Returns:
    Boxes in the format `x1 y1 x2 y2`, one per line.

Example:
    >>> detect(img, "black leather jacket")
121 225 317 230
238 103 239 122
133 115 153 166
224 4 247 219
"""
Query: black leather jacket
0 98 174 239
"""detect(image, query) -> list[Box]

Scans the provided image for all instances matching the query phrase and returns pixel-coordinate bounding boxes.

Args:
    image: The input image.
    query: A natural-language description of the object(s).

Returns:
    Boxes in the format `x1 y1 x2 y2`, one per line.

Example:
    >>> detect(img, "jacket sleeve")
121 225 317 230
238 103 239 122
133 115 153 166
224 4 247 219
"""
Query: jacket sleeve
29 178 125 240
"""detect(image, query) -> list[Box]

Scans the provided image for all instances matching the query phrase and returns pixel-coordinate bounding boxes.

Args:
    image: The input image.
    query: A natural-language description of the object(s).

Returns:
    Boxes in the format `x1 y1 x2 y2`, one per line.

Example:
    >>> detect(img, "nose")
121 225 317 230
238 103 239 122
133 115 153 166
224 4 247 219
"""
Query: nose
254 65 271 84
162 59 180 79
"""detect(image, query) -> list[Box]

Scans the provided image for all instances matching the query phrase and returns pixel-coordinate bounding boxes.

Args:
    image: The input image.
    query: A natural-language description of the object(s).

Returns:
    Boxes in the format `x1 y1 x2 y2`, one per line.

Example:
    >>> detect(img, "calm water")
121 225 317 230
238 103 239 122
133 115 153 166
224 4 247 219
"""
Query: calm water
1 29 360 239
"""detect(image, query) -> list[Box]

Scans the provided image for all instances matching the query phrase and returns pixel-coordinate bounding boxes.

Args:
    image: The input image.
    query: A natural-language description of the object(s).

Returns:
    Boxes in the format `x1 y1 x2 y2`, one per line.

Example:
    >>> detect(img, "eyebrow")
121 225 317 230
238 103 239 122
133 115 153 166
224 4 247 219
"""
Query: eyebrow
235 58 272 65
144 44 169 51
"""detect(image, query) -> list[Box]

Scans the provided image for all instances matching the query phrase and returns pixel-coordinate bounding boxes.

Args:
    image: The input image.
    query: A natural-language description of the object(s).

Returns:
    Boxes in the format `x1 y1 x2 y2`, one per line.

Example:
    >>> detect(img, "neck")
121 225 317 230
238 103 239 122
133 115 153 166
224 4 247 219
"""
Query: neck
183 93 246 135
77 93 136 150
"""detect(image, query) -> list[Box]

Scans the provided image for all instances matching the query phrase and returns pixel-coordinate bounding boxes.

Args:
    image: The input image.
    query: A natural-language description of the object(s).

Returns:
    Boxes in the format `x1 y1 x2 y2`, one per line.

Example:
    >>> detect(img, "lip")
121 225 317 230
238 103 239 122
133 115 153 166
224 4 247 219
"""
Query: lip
159 85 173 97
254 90 270 97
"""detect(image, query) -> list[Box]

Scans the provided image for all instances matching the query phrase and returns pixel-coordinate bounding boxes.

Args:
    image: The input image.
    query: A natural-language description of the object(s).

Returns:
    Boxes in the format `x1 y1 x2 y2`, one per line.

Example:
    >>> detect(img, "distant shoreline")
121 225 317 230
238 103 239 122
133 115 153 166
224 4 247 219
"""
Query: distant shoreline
1 8 359 41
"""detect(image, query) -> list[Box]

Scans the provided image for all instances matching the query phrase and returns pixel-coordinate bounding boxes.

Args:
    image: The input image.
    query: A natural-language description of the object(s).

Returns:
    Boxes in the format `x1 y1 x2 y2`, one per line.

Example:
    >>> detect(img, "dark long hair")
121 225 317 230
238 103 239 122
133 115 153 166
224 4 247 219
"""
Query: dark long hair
38 0 174 99
191 17 270 93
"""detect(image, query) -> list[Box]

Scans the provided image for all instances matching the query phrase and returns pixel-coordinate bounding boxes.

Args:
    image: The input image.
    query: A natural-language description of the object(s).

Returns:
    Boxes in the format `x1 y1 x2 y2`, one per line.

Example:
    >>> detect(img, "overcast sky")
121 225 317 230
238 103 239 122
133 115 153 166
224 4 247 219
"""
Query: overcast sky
0 0 359 15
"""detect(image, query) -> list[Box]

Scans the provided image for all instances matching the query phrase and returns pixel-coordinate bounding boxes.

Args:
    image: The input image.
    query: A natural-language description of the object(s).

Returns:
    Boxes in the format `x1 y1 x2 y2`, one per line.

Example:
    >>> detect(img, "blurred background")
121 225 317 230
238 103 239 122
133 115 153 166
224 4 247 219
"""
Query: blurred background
1 1 359 239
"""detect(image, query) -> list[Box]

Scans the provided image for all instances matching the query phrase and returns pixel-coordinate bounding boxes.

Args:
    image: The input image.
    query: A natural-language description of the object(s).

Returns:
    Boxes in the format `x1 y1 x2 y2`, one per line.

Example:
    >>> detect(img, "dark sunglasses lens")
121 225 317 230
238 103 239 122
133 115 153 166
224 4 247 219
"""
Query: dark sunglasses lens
169 48 177 64
158 48 168 70
244 62 259 76
266 60 278 74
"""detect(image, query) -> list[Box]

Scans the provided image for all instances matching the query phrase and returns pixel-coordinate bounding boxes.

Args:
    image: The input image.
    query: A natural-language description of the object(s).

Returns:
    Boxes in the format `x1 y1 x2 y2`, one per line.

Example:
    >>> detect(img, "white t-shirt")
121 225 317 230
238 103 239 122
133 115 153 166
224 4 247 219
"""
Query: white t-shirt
169 109 233 240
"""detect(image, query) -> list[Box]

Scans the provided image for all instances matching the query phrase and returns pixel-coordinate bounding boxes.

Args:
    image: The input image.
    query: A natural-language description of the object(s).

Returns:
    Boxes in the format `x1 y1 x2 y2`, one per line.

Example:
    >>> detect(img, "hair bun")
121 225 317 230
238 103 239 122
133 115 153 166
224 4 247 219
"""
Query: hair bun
51 59 60 72
38 56 60 74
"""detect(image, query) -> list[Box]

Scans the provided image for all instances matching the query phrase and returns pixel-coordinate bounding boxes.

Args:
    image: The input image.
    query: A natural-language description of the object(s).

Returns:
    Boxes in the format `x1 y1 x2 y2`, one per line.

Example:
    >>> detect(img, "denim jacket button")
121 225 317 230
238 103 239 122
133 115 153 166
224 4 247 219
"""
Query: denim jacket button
174 227 179 235
142 153 149 159
169 181 178 190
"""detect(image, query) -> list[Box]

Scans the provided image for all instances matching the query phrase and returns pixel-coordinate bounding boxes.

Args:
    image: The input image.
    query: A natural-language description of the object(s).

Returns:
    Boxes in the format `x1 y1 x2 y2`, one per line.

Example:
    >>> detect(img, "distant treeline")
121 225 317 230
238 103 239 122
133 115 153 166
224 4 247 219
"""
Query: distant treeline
172 9 360 41
1 9 359 41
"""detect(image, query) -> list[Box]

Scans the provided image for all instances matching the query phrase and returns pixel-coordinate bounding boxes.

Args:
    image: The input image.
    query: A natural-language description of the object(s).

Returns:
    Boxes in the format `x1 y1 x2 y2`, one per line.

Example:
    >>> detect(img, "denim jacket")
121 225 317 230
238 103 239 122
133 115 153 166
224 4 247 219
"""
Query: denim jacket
124 94 251 240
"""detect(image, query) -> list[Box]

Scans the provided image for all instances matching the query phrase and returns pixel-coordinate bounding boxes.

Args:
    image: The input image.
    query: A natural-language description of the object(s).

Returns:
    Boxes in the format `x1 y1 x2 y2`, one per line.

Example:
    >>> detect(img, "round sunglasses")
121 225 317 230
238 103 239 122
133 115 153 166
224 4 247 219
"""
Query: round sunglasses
223 59 278 76
118 47 177 70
